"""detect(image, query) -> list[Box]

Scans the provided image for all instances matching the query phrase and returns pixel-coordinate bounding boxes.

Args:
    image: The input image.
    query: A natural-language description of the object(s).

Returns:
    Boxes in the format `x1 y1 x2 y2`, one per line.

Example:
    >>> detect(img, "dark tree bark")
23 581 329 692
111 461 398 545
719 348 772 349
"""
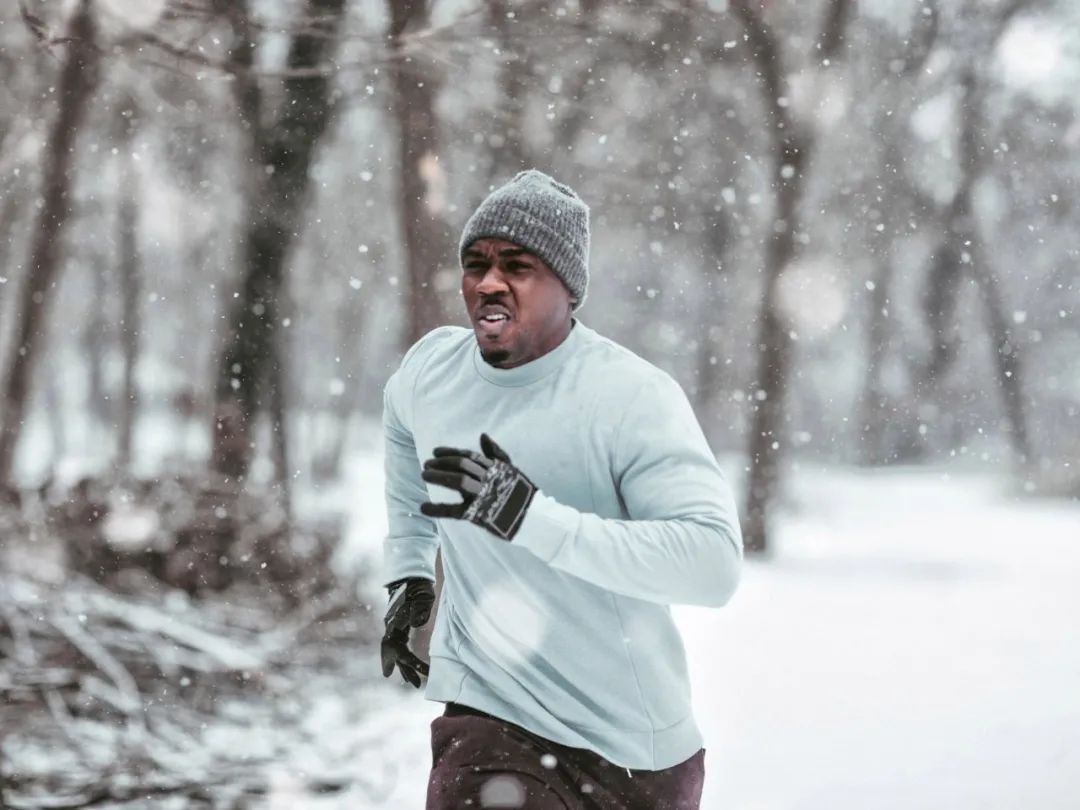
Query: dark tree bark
694 209 733 434
976 265 1030 462
0 186 19 305
115 108 141 473
388 0 453 351
210 0 347 484
858 244 896 464
0 0 100 486
85 249 111 429
734 0 852 554
269 321 293 521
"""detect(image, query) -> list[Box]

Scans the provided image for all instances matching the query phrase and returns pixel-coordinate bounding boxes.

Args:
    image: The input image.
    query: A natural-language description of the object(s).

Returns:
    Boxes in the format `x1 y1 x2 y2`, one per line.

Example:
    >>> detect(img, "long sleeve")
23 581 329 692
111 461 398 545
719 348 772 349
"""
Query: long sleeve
512 373 743 607
381 362 439 588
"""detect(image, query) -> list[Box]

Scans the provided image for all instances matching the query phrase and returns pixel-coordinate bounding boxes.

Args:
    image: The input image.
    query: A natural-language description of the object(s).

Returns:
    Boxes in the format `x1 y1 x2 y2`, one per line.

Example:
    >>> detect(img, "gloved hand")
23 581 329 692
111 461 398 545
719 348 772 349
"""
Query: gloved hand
381 577 434 688
419 433 537 541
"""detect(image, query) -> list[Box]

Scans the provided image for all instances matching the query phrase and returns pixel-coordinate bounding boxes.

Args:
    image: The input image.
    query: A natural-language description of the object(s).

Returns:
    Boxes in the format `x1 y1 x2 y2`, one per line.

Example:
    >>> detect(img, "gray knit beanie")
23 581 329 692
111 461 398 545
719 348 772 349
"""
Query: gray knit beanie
459 170 590 310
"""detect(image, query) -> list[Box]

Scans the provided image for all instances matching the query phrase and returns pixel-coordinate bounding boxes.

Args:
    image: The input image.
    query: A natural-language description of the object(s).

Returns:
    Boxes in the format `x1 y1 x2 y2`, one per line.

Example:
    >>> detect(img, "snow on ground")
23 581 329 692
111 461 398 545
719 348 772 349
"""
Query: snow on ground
26 411 1077 807
683 467 1080 810
337 445 1080 809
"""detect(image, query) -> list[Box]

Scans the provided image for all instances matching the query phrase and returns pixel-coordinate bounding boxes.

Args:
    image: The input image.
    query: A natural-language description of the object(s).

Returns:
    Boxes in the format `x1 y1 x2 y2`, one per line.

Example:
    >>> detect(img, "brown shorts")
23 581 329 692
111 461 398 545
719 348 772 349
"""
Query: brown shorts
426 702 705 809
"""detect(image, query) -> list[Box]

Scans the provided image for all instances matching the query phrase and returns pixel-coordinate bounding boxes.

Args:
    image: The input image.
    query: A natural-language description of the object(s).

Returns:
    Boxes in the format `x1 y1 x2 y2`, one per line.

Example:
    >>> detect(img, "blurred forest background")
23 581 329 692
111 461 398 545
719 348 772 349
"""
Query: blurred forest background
0 0 1077 807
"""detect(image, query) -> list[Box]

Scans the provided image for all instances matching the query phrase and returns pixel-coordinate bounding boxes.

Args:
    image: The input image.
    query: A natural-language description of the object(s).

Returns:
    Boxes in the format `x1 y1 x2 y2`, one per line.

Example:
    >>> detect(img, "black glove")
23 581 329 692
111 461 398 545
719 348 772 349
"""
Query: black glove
419 433 537 541
381 577 434 688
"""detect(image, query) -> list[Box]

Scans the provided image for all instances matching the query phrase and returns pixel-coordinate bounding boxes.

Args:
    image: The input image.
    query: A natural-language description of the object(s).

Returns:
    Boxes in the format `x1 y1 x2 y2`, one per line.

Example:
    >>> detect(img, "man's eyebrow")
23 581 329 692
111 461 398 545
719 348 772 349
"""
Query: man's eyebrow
498 248 530 258
462 249 488 260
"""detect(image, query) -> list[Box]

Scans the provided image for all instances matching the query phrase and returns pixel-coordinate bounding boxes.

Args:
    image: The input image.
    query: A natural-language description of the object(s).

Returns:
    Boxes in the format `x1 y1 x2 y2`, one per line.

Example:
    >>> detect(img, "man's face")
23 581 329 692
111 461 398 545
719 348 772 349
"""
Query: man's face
462 238 573 368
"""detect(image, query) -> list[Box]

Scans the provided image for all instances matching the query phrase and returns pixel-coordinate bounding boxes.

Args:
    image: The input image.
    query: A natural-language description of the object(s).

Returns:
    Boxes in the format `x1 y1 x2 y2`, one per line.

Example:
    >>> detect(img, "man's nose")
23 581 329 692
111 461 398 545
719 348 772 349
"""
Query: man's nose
475 266 509 295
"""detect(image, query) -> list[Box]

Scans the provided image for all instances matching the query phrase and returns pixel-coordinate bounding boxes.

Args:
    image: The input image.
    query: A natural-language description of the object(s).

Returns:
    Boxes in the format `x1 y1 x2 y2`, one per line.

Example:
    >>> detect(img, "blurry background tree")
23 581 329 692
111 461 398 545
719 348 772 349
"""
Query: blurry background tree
0 0 100 486
0 0 1076 560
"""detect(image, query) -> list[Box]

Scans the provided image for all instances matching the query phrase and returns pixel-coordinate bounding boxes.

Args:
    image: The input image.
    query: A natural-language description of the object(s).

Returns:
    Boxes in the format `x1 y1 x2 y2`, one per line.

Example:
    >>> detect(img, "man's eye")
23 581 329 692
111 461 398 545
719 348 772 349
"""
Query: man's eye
506 262 529 272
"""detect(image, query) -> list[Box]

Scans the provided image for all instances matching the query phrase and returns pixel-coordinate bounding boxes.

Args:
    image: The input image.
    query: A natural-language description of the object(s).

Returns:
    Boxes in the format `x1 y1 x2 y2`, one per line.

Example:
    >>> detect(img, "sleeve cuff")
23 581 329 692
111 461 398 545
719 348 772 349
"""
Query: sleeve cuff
512 489 580 562
382 536 439 586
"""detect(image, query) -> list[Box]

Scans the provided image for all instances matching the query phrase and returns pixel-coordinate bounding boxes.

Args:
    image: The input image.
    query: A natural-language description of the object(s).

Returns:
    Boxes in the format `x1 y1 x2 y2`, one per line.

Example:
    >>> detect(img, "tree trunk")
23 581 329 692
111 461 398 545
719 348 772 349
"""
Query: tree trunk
857 249 895 465
733 0 851 554
210 0 347 483
916 64 1032 466
694 209 732 435
975 264 1031 464
0 0 100 486
732 2 804 556
116 147 141 473
957 70 1032 466
85 250 111 430
388 0 453 351
269 323 292 522
0 187 19 307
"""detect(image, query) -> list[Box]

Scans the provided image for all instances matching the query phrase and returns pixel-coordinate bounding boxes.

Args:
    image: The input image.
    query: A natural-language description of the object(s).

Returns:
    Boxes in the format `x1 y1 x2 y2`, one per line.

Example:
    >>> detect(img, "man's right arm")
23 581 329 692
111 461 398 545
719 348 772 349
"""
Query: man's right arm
381 337 443 588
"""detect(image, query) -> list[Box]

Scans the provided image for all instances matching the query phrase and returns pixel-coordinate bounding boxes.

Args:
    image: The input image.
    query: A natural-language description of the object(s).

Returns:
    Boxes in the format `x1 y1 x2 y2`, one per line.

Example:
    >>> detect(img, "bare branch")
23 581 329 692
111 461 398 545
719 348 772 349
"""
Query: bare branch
50 615 141 716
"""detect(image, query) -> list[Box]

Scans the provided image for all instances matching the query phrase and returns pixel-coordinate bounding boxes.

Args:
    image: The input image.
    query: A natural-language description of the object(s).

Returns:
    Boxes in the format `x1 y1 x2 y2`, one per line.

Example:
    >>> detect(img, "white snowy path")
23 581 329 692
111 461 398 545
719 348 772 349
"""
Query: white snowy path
330 445 1080 809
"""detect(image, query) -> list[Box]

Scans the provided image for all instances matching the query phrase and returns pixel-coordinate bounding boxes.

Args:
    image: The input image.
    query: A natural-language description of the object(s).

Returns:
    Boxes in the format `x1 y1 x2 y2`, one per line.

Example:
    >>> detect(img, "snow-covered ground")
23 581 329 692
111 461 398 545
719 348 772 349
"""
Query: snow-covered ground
336 438 1080 809
19 413 1077 807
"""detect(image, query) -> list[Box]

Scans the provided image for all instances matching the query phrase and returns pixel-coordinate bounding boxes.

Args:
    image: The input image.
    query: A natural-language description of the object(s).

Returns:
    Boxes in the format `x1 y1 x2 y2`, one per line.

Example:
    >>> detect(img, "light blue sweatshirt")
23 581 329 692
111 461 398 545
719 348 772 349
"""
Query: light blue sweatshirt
381 318 743 770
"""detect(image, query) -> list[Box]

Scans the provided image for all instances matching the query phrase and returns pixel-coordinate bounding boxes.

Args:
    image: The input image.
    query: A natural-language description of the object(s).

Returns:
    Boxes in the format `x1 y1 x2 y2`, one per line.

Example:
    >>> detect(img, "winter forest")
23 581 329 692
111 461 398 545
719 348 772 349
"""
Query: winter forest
0 0 1078 807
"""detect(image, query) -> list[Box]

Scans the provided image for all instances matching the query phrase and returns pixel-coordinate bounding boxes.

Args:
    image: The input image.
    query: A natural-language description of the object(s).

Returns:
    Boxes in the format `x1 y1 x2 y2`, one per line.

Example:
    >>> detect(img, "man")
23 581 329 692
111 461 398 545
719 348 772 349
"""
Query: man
381 170 742 809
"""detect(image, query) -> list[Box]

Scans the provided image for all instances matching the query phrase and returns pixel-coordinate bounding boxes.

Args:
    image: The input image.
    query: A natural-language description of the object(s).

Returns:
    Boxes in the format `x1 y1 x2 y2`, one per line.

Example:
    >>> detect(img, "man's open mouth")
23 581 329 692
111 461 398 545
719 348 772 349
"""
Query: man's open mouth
477 313 509 337
476 306 512 338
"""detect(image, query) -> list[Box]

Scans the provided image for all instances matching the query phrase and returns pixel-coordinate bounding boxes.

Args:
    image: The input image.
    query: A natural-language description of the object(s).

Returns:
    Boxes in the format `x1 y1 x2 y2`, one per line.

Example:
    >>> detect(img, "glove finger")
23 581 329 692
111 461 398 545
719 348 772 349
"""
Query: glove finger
424 455 489 481
421 469 467 490
431 445 471 457
481 433 512 463
384 591 411 631
422 469 484 497
397 647 430 677
400 663 422 689
432 445 494 471
420 501 466 519
380 639 398 678
464 449 494 470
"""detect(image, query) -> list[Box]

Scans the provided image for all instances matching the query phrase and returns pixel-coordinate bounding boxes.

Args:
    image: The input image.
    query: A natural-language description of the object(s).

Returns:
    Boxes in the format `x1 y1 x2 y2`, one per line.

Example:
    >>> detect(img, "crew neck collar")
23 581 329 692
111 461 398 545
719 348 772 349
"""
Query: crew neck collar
473 318 584 387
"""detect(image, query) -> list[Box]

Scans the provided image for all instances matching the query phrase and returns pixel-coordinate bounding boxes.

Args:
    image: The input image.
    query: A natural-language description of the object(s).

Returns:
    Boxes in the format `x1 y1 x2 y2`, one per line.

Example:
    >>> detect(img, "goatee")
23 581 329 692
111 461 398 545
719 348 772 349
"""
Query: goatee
480 347 511 367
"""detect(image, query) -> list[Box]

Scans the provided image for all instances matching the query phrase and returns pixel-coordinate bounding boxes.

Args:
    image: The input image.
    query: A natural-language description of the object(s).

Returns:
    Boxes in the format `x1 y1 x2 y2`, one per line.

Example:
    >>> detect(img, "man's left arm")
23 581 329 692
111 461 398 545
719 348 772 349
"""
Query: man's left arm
418 373 742 607
509 373 742 607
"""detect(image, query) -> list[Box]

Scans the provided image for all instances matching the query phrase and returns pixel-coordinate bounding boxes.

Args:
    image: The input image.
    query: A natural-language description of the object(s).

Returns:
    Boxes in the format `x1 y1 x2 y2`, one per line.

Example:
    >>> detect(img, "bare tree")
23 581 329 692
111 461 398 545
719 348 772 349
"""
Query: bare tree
0 0 101 486
0 186 19 303
114 98 142 473
732 0 853 554
388 0 453 351
912 1 1034 466
85 245 112 431
209 0 347 486
856 2 940 465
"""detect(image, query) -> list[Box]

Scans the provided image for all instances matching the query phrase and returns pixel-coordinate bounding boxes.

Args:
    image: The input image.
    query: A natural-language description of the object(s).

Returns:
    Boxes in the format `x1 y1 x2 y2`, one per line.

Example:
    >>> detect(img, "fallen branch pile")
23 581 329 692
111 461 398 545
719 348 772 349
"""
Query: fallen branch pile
0 570 388 809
